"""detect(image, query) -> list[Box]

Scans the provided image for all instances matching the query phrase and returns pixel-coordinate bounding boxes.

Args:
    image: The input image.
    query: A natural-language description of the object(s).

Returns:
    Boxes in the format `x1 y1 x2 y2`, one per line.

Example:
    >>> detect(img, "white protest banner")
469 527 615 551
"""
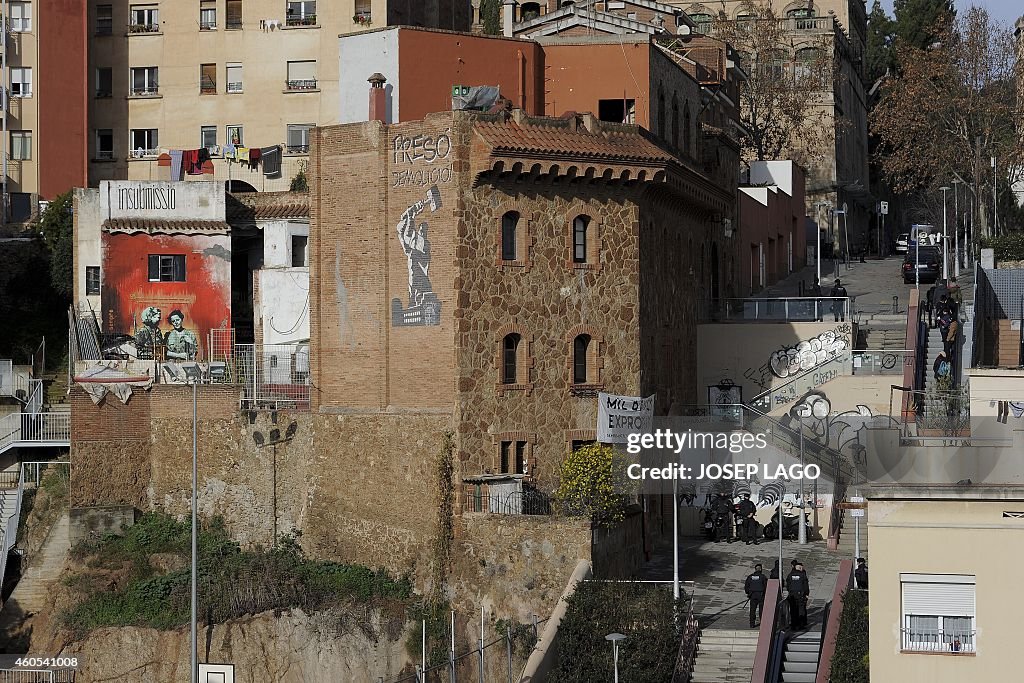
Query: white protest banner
597 393 655 443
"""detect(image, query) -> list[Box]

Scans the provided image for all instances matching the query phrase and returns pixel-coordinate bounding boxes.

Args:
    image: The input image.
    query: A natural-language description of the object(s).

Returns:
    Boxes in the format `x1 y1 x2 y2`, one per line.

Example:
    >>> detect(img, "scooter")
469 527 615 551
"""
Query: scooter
763 507 810 541
702 509 717 540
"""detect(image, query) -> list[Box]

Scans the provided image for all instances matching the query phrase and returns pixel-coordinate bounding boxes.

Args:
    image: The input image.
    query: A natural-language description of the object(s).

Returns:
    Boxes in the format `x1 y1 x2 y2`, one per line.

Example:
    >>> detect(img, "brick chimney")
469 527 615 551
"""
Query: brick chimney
368 73 387 123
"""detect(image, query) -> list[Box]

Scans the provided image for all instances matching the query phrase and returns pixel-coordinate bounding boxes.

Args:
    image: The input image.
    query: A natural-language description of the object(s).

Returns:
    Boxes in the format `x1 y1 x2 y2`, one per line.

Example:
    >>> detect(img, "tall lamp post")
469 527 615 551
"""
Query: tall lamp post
939 186 951 281
606 633 626 683
952 179 961 276
796 406 810 545
191 380 198 683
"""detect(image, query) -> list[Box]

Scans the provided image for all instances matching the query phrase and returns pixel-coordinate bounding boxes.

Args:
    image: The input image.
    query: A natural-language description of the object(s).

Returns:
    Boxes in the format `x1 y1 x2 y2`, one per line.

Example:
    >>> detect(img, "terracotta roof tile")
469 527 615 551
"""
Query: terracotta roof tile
227 203 310 221
473 120 675 165
102 218 230 235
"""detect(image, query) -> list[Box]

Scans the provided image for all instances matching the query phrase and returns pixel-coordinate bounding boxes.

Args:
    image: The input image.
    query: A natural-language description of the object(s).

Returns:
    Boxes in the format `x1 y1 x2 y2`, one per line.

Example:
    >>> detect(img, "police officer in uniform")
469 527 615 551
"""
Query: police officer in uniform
735 493 758 544
745 563 767 628
712 492 733 543
787 561 810 630
855 558 868 589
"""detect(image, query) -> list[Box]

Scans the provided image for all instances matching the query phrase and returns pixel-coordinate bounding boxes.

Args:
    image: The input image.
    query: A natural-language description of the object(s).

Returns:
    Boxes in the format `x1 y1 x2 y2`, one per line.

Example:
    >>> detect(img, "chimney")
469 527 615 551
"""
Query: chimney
368 73 387 123
503 0 518 37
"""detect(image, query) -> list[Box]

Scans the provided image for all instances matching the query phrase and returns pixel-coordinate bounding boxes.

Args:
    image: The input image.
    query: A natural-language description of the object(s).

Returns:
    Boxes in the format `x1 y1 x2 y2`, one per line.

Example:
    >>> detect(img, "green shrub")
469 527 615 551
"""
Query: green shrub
556 443 635 528
555 581 683 683
981 233 1024 262
830 588 869 682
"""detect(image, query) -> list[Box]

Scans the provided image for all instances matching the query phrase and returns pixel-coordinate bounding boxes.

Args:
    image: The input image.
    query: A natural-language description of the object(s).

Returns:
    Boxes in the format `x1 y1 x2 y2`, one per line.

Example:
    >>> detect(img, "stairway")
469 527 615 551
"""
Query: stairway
861 326 906 350
690 628 759 683
778 630 822 683
836 517 868 561
0 512 70 619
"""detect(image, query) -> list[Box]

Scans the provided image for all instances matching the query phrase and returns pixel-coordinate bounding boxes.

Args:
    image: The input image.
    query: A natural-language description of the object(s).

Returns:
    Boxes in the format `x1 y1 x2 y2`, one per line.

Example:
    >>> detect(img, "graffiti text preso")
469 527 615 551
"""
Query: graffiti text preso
393 132 452 165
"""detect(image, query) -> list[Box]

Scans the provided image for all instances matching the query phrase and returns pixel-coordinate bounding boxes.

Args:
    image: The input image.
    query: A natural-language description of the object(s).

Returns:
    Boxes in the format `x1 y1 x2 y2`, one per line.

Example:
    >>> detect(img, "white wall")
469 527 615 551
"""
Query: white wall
749 160 795 198
99 180 226 220
74 187 103 312
339 28 400 124
256 219 310 345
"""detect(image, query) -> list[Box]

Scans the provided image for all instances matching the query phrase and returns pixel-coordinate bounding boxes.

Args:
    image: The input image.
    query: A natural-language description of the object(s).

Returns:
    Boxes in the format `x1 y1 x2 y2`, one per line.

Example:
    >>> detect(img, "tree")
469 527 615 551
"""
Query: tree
480 0 501 35
712 2 837 167
893 0 954 51
871 7 1024 239
865 0 895 84
39 191 74 300
555 443 634 528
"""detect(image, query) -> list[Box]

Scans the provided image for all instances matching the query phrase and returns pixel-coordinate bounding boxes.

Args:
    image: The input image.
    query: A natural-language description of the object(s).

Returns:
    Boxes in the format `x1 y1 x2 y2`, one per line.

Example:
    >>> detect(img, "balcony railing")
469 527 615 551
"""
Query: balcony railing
128 23 160 33
95 151 115 161
130 148 160 158
285 79 317 91
285 144 309 154
95 90 112 98
130 85 159 96
226 82 243 93
285 15 316 26
200 20 217 30
900 628 976 653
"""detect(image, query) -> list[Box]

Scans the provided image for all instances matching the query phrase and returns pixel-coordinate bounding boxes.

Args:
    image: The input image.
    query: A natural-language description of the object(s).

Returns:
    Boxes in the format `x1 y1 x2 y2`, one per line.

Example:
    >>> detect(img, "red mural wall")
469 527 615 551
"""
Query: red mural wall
101 233 232 360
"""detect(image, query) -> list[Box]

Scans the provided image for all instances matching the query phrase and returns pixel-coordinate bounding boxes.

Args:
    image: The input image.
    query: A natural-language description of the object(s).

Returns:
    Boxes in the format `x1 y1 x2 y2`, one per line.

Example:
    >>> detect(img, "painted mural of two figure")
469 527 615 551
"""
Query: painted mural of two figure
392 185 442 327
135 306 199 360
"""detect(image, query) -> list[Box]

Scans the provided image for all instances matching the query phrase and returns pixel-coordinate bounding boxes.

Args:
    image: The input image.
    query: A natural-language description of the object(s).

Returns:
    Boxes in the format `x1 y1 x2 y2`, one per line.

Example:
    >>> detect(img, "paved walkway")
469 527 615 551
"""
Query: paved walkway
639 534 840 630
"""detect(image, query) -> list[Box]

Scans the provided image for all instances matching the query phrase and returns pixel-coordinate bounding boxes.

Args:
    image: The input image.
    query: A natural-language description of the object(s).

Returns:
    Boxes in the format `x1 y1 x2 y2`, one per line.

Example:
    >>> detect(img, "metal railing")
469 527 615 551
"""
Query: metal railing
226 81 243 93
0 412 71 451
852 349 915 376
285 78 317 91
0 466 25 597
286 144 309 154
718 297 851 322
900 628 976 653
669 594 700 683
209 342 310 410
200 20 217 30
130 85 159 96
128 22 160 33
461 489 552 516
285 15 317 26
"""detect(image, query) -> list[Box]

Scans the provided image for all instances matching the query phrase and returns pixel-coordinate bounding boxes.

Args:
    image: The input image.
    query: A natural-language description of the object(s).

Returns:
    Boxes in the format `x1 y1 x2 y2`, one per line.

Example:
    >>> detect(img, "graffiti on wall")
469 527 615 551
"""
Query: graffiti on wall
392 185 443 327
769 324 851 379
784 389 893 471
392 131 454 189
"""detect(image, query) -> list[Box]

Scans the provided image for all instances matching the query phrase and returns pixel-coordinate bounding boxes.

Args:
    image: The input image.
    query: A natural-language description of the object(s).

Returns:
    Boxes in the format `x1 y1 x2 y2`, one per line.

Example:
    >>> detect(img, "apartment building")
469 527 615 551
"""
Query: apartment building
2 0 88 224
86 0 470 191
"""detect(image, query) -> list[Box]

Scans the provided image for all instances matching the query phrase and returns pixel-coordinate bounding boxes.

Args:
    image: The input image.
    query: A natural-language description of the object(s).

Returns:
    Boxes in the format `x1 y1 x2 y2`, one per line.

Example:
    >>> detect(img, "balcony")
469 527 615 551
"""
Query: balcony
900 628 976 654
129 85 159 97
227 82 243 93
285 79 317 91
128 23 160 34
353 12 372 26
129 148 160 159
285 14 316 27
286 144 309 154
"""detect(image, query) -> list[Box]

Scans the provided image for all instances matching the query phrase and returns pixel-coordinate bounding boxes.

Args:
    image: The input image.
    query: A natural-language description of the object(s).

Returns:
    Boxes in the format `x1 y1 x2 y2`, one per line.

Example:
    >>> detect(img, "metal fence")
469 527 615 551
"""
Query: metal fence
718 297 851 322
900 627 976 653
460 490 553 516
0 670 75 683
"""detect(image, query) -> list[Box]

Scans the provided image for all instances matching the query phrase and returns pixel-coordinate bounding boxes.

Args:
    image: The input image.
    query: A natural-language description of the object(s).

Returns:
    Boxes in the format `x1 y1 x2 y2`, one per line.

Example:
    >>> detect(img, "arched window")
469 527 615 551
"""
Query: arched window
503 334 521 384
657 86 666 140
573 215 589 263
671 94 679 150
795 47 821 83
573 334 591 384
501 211 519 261
683 103 691 157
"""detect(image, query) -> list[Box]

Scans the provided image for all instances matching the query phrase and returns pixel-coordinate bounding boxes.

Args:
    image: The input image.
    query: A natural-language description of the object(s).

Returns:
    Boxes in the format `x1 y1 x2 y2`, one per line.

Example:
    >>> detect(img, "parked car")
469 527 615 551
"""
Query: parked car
895 233 910 253
903 246 941 284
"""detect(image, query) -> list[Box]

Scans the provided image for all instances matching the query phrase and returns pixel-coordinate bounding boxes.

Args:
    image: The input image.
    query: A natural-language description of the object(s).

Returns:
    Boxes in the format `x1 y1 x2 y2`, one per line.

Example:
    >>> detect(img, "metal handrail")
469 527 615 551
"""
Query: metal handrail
670 594 700 683
900 628 976 653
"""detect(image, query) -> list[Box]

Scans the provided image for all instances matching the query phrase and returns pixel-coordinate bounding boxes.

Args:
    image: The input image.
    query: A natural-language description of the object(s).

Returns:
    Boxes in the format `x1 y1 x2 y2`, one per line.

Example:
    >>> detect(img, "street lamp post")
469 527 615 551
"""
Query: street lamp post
796 408 809 545
673 476 680 601
606 633 626 683
191 381 198 683
939 186 951 281
952 179 961 276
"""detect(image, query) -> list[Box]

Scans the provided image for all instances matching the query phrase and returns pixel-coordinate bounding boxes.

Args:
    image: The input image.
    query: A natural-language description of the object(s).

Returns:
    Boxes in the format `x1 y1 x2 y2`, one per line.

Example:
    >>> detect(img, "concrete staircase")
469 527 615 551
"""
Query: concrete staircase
779 630 822 683
837 517 868 561
690 628 759 683
1 512 70 619
860 326 906 350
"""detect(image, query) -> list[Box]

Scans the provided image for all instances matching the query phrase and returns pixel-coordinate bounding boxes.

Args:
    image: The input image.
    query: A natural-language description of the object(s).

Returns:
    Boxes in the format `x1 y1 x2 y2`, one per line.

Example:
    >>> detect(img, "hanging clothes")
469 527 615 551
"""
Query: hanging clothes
248 147 262 171
236 146 249 166
169 150 184 181
261 145 281 177
223 142 236 160
197 146 211 170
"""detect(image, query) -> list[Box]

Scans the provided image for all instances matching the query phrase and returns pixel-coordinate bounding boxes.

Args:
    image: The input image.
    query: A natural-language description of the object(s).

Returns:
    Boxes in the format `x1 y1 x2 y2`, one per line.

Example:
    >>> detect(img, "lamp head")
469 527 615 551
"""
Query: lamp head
939 186 951 191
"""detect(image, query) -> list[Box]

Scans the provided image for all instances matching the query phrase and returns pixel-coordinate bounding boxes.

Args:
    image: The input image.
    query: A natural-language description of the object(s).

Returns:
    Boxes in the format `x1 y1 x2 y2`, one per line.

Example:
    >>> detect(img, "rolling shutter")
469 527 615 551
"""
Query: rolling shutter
901 575 975 617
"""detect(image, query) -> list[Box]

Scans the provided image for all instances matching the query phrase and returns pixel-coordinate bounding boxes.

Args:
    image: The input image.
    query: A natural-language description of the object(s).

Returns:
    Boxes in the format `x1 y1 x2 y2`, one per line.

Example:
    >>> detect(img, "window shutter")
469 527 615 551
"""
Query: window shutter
172 255 186 282
902 580 975 617
148 255 160 281
287 61 316 81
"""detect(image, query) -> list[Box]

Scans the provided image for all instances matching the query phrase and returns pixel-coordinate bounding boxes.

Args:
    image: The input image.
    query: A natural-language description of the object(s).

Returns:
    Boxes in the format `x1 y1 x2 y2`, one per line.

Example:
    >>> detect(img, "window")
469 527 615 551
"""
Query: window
226 0 242 29
354 0 371 23
500 441 528 475
502 334 520 384
286 61 317 90
286 123 313 153
671 95 679 149
572 215 589 263
787 7 816 29
291 235 308 267
226 63 243 93
10 68 32 97
286 0 316 26
683 104 691 156
148 254 186 282
86 267 101 295
129 4 159 32
901 574 976 653
9 193 31 222
572 439 595 451
573 334 591 384
201 125 217 152
200 63 217 94
597 98 636 124
520 1 540 20
10 2 32 32
795 47 822 84
690 12 712 33
95 129 114 160
10 131 31 161
501 212 519 261
96 4 112 34
130 66 158 95
200 1 216 29
95 67 113 98
227 125 243 146
130 128 159 156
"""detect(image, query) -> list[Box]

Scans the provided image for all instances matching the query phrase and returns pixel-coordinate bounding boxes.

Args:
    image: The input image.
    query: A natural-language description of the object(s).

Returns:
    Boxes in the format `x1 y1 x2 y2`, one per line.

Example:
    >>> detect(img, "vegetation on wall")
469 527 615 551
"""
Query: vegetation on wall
555 443 634 528
431 430 455 596
829 589 869 683
62 513 412 637
289 169 309 193
555 581 683 682
39 191 75 301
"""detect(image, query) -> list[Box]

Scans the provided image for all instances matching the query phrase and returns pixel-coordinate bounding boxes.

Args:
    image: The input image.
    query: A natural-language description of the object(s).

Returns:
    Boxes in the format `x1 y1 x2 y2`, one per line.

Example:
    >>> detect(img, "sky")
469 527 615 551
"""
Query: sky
877 0 1022 28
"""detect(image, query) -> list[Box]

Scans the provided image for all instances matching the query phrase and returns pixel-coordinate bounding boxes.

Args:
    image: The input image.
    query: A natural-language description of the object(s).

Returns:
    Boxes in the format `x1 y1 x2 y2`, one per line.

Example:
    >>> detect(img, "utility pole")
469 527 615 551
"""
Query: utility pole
939 186 951 281
992 156 998 238
952 179 960 276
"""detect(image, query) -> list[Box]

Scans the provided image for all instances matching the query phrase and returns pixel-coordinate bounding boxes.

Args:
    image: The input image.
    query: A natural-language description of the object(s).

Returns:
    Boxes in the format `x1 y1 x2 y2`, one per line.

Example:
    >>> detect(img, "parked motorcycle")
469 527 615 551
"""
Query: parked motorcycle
702 508 717 540
763 507 810 541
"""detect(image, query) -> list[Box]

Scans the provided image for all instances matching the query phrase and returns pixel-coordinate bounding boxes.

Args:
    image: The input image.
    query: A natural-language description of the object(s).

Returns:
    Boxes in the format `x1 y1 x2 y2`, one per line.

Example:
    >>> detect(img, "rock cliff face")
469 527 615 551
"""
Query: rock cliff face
32 609 412 683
